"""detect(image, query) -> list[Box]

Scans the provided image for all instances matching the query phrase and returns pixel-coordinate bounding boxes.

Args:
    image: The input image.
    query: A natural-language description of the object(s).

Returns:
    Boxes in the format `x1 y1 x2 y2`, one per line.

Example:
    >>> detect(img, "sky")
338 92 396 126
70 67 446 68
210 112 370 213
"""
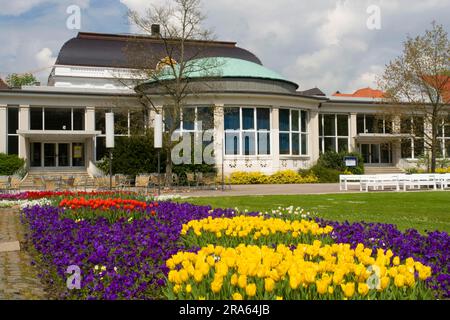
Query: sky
0 0 449 95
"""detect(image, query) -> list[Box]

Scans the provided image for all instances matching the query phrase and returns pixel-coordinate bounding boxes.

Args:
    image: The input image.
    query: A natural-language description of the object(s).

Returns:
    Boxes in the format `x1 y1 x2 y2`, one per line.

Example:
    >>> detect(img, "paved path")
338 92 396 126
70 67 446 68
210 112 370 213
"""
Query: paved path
0 207 47 300
183 183 344 198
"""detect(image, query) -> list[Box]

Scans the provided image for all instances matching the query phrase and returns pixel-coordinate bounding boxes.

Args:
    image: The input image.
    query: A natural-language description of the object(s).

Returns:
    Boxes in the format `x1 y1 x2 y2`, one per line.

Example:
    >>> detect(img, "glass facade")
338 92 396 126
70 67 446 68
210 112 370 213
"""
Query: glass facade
400 116 425 159
30 107 85 131
224 107 271 156
319 114 349 153
7 107 19 155
279 109 308 156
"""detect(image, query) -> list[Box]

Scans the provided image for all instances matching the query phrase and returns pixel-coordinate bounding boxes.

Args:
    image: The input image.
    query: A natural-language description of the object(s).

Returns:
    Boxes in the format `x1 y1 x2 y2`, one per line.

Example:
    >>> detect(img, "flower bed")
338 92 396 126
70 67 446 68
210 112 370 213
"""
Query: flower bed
19 196 449 300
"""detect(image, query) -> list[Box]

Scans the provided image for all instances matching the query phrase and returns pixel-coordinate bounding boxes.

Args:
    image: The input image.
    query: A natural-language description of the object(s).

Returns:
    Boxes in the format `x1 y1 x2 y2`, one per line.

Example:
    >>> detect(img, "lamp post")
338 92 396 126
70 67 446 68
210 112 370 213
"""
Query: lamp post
105 112 115 190
154 113 163 196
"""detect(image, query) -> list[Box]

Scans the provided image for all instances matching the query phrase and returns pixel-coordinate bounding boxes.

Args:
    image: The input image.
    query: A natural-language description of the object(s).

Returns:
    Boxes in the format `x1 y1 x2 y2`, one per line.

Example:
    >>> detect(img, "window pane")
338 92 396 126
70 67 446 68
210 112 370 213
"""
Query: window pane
292 133 300 155
301 111 307 133
45 108 71 130
279 133 290 155
130 109 146 135
414 139 424 158
337 115 348 136
95 110 106 133
324 137 336 152
365 115 375 133
197 107 214 130
30 142 41 167
385 119 393 134
319 138 323 154
224 108 240 130
323 115 335 136
225 132 240 155
446 140 450 158
115 110 129 134
164 107 181 132
413 117 424 137
338 138 348 152
182 108 195 131
7 108 18 134
258 132 270 155
279 109 290 132
242 108 254 130
401 139 412 158
243 132 256 155
30 107 43 130
301 134 308 155
73 109 85 130
257 108 270 130
291 110 299 131
376 119 384 133
96 137 107 161
319 115 323 136
357 115 365 134
400 117 412 134
7 136 18 155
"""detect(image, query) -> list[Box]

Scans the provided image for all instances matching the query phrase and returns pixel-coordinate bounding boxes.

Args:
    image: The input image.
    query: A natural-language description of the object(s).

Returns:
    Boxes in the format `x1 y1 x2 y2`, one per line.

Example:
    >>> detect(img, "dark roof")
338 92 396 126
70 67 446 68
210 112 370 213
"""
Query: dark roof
55 32 262 69
0 78 9 89
297 87 326 97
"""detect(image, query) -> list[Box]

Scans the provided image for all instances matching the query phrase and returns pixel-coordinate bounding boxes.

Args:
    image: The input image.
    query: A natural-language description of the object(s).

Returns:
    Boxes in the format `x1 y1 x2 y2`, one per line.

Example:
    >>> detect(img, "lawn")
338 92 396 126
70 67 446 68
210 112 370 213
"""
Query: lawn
183 192 450 233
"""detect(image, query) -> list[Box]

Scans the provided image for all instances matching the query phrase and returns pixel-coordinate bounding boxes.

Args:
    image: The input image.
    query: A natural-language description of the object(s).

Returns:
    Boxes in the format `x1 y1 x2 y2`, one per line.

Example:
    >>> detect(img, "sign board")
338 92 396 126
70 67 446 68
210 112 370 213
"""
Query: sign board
344 156 358 167
105 113 115 149
154 113 163 149
73 145 83 159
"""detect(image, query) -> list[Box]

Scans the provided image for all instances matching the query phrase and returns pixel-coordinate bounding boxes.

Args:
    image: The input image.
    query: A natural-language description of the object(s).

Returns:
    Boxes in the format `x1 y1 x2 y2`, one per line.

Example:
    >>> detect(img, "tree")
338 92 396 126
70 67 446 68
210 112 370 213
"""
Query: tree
120 0 221 184
378 22 450 172
6 73 37 88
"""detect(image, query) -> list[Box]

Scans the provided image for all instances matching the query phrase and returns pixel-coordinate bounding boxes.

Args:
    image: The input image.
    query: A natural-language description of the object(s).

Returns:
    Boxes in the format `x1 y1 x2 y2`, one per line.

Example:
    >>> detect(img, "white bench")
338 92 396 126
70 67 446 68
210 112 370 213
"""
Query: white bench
340 175 363 191
401 174 437 191
360 174 402 192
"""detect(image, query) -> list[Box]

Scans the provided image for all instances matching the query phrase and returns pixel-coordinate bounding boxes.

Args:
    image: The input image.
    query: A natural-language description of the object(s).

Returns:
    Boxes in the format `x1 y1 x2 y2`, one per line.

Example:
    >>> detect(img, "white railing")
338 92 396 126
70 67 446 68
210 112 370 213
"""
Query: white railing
340 173 450 192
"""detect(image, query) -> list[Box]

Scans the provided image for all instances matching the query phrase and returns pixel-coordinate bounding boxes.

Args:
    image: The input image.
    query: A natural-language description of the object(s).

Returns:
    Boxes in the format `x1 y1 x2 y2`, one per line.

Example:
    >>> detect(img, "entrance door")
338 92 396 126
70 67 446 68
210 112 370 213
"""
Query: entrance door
58 143 70 167
360 143 392 164
44 143 56 167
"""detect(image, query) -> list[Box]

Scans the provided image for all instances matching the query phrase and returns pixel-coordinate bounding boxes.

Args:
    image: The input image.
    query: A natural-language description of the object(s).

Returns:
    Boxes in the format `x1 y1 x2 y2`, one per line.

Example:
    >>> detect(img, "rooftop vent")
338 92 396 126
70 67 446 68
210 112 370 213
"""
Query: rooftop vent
151 24 161 37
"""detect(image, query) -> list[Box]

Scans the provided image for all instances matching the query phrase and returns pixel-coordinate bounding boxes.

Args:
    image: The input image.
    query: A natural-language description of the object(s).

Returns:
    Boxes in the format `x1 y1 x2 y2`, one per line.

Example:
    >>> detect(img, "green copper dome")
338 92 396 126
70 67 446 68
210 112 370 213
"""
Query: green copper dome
144 57 298 89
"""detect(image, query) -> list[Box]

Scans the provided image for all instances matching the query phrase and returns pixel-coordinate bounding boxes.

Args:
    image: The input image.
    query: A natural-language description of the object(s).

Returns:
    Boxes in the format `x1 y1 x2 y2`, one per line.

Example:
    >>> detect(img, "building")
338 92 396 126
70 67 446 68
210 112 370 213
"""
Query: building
0 31 449 179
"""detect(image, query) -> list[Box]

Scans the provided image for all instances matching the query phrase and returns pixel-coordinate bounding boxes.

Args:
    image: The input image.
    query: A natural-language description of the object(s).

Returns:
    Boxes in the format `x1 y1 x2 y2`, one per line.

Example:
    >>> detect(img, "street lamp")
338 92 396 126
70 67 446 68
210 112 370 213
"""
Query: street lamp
154 113 163 196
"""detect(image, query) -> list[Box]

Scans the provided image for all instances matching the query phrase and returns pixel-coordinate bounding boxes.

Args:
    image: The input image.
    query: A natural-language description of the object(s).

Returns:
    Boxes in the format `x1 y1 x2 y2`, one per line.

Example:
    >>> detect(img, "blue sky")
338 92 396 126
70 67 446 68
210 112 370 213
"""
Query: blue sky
0 0 449 94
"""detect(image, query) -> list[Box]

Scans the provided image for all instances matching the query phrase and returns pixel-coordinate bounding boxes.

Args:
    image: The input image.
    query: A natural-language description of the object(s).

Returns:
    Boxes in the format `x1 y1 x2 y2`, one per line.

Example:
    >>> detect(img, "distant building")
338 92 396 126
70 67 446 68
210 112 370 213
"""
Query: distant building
0 30 449 179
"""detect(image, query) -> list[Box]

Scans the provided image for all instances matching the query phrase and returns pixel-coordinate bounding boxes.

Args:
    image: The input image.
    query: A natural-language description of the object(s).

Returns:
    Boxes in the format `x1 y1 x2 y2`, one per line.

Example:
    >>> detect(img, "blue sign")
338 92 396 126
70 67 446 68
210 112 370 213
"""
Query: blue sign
344 156 358 167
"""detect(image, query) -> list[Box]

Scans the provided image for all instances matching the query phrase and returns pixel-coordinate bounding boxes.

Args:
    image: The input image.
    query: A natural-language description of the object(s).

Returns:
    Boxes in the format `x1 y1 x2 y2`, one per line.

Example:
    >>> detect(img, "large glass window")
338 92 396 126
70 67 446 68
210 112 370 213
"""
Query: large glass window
30 107 85 131
279 108 308 156
357 114 392 134
224 107 271 156
400 116 425 159
438 115 450 158
319 114 349 153
7 107 19 155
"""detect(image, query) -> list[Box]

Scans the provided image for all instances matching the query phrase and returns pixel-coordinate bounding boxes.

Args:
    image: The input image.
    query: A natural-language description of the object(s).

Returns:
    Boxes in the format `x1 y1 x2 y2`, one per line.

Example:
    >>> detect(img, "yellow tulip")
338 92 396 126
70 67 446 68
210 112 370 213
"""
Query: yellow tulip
211 280 223 293
232 292 243 300
185 284 192 294
238 274 247 289
380 276 390 290
328 286 334 294
264 278 275 292
289 275 300 290
275 296 283 300
357 283 369 296
394 274 405 288
316 280 328 295
341 283 355 298
230 273 238 286
393 256 400 266
246 283 257 297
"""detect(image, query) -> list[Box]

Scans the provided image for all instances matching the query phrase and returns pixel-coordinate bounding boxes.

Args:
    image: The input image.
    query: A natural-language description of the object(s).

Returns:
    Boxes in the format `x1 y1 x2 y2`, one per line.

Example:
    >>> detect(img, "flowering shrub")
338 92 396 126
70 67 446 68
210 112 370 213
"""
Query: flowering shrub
1 191 135 201
227 170 318 185
181 216 333 247
164 242 433 300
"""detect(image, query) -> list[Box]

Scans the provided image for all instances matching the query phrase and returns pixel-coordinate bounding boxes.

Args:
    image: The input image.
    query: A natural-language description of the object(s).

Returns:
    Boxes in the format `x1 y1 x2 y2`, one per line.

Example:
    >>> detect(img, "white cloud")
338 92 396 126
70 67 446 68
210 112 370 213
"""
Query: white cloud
35 48 57 69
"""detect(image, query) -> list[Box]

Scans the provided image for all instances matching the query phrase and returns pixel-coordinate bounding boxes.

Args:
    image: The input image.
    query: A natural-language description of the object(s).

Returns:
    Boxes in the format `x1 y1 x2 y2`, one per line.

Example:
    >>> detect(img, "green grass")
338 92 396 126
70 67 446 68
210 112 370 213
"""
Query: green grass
182 192 450 233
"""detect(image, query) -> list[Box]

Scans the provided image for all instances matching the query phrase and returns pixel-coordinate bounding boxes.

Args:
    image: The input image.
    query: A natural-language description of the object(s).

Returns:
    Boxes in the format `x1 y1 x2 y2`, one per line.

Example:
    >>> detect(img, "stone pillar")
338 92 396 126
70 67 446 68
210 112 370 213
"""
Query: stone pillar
271 107 280 172
0 105 6 154
349 113 358 152
86 107 95 131
85 107 96 168
18 105 29 161
309 109 320 164
392 140 402 167
214 104 224 176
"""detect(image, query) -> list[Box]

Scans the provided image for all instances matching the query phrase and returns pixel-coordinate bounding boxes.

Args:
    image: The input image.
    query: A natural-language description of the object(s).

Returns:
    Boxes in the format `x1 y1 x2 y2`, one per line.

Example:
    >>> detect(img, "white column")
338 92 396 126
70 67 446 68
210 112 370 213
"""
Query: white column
86 106 95 131
214 104 224 175
271 107 280 172
310 109 320 164
85 107 96 169
0 105 6 154
18 105 29 160
350 113 358 151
